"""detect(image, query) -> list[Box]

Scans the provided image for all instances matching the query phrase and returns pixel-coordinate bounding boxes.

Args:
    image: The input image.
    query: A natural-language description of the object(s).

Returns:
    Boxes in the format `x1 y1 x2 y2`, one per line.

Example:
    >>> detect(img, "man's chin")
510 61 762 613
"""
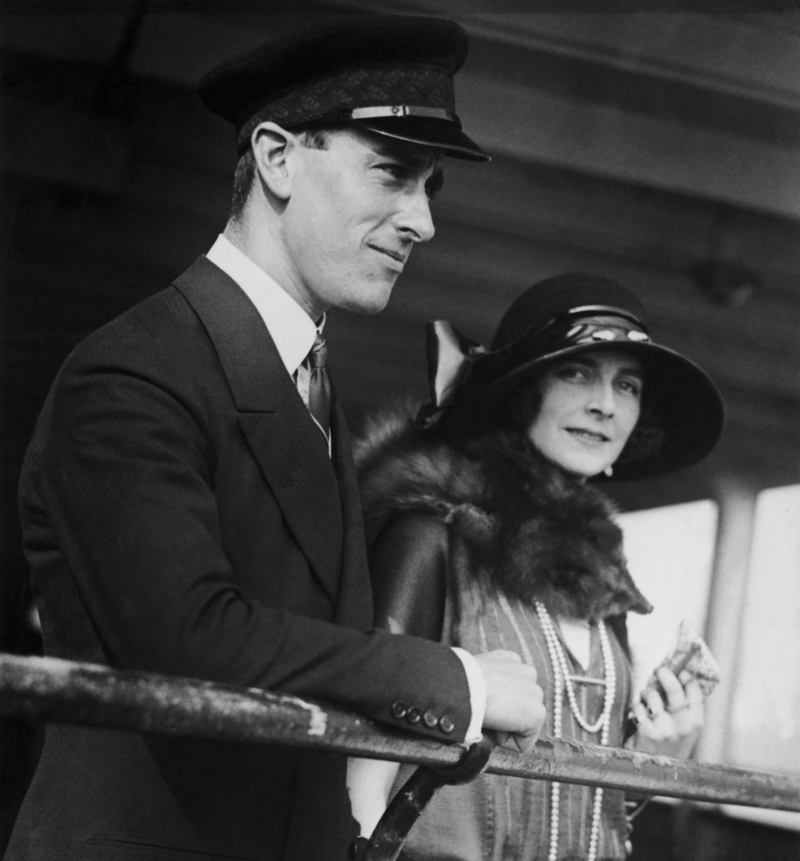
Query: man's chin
340 283 396 316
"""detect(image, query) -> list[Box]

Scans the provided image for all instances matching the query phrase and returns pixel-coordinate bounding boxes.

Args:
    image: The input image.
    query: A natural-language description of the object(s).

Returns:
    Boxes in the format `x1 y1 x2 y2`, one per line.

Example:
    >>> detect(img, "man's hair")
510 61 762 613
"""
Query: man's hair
228 125 343 223
229 149 257 223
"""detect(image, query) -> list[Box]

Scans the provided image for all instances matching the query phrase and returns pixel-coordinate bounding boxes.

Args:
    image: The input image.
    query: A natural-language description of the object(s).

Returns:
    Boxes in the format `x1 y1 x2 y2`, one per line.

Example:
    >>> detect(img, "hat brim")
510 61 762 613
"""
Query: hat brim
353 116 490 162
443 339 724 481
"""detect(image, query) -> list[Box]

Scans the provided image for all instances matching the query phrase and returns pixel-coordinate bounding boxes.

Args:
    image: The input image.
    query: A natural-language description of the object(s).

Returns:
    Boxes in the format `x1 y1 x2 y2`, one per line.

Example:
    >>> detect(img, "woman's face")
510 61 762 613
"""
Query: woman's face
526 349 644 478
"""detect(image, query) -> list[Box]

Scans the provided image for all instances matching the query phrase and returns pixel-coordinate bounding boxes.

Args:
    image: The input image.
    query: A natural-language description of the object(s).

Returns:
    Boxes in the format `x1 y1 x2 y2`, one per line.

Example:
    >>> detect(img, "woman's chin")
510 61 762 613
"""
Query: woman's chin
565 457 616 480
535 450 604 481
529 437 619 481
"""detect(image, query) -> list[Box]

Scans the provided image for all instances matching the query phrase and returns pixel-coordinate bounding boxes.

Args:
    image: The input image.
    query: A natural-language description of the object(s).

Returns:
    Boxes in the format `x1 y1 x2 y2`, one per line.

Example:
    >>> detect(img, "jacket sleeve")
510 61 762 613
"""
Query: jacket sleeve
26 341 471 744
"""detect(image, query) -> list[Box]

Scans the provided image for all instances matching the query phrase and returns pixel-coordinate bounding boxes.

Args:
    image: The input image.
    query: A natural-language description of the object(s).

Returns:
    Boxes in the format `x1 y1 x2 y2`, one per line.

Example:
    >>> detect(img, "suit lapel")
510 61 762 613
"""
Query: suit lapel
174 257 343 604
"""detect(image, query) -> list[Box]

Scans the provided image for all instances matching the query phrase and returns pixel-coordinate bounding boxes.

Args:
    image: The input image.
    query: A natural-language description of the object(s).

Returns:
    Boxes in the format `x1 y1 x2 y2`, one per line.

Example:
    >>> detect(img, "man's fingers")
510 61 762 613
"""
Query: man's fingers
476 651 545 741
495 730 538 754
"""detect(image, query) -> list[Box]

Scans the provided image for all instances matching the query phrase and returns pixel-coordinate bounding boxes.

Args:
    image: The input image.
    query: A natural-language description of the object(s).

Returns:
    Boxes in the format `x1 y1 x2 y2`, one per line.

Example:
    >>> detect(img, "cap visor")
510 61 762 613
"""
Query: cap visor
353 116 490 161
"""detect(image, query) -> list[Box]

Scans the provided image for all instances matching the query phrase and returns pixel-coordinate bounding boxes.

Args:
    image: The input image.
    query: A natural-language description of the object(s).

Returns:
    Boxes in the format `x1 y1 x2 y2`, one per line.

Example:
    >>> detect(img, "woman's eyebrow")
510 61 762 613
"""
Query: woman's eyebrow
561 356 644 378
562 356 596 369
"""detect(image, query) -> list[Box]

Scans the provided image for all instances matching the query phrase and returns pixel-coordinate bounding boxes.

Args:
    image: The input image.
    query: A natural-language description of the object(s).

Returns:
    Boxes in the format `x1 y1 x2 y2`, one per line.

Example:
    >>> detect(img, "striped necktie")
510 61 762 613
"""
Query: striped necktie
305 332 331 439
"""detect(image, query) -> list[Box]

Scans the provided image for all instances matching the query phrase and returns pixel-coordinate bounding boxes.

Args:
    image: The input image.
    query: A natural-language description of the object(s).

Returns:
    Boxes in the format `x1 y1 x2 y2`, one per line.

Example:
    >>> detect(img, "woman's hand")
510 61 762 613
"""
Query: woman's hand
625 667 704 759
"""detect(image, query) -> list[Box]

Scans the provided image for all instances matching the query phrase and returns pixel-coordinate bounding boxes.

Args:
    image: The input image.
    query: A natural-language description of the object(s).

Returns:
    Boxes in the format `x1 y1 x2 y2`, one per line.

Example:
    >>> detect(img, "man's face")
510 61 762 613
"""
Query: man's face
281 127 442 318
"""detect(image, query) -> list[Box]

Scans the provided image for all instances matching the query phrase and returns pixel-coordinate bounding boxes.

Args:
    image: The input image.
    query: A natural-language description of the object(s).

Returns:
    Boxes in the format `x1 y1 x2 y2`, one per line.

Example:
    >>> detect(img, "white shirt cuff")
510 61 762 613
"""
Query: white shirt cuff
451 647 486 744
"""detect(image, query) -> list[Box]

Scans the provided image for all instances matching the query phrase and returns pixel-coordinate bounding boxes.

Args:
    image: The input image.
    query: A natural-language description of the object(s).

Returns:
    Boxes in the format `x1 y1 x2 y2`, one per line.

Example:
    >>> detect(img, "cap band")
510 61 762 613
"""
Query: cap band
351 105 460 124
236 61 455 153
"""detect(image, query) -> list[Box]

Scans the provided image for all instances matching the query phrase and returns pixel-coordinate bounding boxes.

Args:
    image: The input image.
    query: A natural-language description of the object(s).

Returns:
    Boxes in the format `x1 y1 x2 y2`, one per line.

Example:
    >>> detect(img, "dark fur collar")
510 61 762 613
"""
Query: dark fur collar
355 404 652 622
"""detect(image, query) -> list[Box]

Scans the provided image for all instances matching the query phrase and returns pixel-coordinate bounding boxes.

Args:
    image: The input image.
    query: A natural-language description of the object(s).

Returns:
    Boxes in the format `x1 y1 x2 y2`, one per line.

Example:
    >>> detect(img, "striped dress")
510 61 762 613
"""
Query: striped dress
393 570 632 861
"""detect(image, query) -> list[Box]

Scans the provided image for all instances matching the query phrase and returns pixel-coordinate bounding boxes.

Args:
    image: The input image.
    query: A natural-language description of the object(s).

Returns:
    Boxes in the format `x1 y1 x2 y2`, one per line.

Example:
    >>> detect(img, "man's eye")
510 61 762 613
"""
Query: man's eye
378 163 405 179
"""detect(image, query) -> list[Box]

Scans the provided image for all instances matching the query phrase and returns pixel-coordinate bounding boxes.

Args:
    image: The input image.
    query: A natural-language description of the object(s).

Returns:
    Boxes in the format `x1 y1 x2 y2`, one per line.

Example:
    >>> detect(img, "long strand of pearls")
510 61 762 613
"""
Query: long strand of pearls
535 601 616 861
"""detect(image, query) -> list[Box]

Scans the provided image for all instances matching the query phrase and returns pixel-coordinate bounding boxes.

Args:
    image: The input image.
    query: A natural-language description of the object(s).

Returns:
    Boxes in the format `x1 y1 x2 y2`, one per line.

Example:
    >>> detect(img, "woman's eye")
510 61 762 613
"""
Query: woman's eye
618 379 642 397
559 366 588 382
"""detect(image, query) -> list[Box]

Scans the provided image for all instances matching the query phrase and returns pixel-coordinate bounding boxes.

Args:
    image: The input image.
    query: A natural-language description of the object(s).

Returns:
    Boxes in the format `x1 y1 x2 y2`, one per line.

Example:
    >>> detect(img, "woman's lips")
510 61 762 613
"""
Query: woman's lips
567 427 610 444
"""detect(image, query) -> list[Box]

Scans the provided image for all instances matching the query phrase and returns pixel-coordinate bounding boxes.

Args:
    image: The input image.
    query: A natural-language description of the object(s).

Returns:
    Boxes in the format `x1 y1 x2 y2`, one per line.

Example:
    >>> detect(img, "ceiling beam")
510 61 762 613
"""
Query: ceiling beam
457 73 800 220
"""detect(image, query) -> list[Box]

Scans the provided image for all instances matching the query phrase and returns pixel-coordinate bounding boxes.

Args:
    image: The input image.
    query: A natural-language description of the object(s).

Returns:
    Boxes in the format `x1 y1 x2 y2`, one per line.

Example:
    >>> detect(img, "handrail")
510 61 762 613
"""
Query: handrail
1 653 798 812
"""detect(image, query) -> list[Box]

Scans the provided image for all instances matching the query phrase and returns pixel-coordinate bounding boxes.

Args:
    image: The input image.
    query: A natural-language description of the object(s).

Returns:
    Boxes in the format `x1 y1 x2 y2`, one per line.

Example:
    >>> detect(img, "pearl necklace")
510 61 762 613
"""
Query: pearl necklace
535 601 616 861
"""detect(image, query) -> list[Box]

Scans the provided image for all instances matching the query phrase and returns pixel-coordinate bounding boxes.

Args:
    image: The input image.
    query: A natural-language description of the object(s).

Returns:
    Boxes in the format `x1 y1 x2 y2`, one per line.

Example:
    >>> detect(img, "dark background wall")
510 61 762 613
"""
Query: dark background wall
1 1 799 857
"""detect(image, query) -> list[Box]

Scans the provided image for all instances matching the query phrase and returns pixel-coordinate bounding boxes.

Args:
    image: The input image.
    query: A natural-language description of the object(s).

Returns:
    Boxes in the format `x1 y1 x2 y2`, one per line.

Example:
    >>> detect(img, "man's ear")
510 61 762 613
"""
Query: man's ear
250 122 297 200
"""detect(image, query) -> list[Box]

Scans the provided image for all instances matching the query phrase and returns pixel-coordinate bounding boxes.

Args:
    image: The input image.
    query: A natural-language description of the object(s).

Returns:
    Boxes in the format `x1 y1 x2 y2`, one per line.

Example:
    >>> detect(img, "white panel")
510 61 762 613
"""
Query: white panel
729 484 800 771
723 483 800 829
617 500 718 696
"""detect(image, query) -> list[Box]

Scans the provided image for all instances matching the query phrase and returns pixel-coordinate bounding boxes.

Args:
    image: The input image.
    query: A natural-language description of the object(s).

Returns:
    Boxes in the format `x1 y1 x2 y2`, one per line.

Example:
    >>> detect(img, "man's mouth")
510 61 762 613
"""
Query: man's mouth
370 244 406 264
567 428 610 443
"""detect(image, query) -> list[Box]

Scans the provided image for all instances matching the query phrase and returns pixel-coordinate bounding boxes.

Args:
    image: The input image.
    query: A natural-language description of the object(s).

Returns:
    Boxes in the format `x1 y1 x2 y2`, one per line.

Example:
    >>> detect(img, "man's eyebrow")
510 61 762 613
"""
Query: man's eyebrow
426 166 444 196
371 140 440 171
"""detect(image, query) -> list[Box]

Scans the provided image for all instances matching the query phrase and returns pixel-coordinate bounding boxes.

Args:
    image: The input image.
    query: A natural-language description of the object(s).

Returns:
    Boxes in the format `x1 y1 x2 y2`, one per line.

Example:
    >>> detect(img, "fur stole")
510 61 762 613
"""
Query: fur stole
354 403 652 623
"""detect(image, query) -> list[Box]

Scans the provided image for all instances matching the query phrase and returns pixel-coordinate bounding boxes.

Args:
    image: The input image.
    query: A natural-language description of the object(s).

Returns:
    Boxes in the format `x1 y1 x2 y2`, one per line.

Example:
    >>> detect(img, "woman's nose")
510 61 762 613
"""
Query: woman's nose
587 382 616 417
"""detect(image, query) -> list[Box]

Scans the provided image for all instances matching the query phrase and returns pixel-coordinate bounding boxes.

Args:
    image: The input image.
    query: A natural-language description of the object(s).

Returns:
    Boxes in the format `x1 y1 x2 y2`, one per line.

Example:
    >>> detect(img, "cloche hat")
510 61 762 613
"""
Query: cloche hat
420 273 724 481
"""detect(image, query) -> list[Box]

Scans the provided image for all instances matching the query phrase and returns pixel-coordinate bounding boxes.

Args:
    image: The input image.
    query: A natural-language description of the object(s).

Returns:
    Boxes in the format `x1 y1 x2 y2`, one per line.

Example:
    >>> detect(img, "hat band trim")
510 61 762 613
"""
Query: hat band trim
351 105 460 124
524 304 648 346
560 305 646 331
565 321 652 345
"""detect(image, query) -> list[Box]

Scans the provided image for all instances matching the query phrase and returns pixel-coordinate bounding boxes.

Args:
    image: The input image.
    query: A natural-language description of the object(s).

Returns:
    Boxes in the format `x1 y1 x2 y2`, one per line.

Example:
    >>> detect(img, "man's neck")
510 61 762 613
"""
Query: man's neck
222 217 321 320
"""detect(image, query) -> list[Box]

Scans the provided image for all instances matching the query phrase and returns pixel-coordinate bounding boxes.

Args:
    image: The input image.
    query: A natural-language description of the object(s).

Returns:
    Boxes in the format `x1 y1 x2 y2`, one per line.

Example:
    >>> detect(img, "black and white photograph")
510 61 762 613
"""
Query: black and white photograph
1 2 798 860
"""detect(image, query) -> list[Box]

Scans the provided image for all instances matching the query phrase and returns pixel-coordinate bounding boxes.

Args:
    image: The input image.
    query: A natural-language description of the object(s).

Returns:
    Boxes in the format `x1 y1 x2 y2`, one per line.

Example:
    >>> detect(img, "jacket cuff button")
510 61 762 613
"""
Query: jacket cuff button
439 715 455 734
406 706 421 724
423 710 438 729
391 700 408 719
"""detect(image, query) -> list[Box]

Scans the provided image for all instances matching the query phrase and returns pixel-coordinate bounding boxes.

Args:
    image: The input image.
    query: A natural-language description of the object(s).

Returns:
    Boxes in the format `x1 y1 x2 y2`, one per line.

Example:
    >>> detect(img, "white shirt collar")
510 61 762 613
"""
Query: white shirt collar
206 234 318 376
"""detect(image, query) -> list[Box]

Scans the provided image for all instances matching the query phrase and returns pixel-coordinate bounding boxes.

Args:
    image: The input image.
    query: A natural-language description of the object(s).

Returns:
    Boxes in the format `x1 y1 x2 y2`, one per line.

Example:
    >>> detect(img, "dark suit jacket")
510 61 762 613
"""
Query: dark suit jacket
7 257 470 861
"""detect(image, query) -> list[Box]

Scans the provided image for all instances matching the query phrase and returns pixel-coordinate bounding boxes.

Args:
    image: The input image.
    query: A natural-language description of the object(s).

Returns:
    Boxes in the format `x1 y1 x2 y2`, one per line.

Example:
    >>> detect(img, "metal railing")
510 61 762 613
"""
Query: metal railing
2 654 799 857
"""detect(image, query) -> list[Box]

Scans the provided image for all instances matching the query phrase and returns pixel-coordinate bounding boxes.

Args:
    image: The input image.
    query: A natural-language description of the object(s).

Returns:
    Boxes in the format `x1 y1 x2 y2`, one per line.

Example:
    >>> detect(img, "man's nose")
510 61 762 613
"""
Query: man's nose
397 188 435 243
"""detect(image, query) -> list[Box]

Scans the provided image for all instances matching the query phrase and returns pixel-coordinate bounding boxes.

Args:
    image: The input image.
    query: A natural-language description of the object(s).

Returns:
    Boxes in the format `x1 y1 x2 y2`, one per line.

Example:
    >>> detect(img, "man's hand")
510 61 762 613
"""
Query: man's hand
474 650 546 753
